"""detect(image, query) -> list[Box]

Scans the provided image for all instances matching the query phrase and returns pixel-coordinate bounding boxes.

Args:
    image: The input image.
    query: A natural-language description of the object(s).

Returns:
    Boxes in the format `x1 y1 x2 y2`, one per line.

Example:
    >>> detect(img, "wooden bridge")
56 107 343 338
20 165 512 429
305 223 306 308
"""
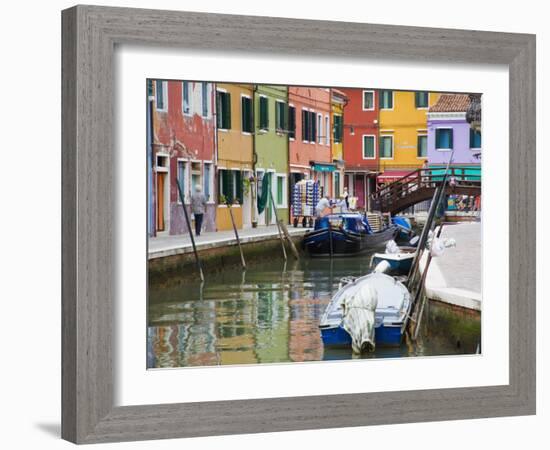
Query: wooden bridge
371 167 481 214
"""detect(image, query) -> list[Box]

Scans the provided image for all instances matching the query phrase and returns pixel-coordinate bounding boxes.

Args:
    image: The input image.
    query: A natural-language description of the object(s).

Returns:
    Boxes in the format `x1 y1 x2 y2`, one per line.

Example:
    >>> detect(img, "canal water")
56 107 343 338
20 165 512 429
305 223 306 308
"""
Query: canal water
148 253 481 369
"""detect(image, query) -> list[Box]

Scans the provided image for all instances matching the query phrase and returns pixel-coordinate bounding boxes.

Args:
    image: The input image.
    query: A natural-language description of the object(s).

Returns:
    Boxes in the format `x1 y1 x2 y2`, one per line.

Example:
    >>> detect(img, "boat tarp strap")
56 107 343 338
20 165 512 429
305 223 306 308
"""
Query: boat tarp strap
342 283 378 353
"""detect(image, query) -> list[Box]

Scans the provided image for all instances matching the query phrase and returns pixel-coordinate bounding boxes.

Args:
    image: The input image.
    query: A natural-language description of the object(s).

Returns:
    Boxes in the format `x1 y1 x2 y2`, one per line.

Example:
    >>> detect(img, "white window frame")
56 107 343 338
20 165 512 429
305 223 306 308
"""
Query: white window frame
415 91 430 110
274 174 288 208
201 82 210 118
362 90 375 111
379 135 394 159
417 133 428 159
258 94 269 133
182 81 193 116
435 127 454 152
176 158 190 204
203 161 215 204
362 134 377 160
325 115 330 146
275 99 286 134
288 103 296 141
380 90 394 111
155 80 168 113
240 94 253 136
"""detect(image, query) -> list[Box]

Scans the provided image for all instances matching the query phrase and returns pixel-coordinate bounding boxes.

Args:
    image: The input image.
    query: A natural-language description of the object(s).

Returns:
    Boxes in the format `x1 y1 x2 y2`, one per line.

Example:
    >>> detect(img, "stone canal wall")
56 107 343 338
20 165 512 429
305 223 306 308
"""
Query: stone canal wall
149 228 306 283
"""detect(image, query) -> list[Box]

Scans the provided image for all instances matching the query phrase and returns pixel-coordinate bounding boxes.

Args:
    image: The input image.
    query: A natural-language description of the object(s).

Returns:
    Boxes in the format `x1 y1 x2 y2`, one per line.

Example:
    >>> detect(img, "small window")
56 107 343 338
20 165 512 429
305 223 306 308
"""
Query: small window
363 135 376 159
276 101 287 132
276 176 284 206
182 81 191 115
201 82 209 117
301 109 309 142
379 90 393 109
216 91 231 130
259 96 269 131
241 96 253 133
204 163 212 201
417 135 428 157
470 129 482 148
325 116 330 145
317 114 323 144
436 128 453 150
363 90 375 110
288 106 296 139
415 92 429 108
177 160 188 202
333 115 343 143
309 111 317 143
380 135 393 158
155 80 167 111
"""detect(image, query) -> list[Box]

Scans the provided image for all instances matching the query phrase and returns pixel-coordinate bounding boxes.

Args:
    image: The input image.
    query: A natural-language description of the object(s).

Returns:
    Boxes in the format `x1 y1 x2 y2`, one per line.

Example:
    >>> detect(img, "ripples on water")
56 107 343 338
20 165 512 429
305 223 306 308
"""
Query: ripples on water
148 254 480 368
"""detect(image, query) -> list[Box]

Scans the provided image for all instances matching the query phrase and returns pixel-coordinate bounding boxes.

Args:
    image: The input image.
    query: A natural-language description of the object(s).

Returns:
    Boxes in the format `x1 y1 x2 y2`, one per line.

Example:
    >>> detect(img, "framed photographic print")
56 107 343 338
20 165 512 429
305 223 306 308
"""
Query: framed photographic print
62 5 535 444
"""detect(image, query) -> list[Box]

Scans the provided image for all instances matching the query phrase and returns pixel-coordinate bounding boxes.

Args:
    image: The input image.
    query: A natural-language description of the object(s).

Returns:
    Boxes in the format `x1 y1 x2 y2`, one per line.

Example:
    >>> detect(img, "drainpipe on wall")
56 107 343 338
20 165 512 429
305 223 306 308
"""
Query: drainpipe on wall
251 85 258 228
213 83 219 230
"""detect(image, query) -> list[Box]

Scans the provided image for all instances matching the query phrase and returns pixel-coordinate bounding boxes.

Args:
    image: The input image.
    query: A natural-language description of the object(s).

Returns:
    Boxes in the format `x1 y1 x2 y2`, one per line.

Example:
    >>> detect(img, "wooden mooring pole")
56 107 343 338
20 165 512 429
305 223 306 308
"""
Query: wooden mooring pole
176 182 204 282
227 202 246 270
278 219 300 260
269 191 287 261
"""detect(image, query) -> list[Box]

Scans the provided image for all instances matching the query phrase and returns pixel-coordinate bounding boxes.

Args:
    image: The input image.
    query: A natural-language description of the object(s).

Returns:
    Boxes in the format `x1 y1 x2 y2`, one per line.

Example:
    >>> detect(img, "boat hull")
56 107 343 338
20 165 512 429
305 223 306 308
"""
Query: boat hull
371 254 413 275
320 324 404 347
304 226 398 257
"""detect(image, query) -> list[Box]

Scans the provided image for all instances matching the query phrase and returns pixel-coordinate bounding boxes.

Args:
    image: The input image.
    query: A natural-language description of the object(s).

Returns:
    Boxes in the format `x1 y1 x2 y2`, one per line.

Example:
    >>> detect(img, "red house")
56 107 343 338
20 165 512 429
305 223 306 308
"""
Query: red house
152 80 216 235
288 87 333 198
340 88 380 210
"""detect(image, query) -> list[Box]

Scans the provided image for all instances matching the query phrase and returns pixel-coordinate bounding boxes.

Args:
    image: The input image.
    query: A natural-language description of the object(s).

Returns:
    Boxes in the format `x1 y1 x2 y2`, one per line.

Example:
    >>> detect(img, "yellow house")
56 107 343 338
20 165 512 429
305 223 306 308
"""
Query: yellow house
331 89 347 198
215 83 255 230
378 90 440 182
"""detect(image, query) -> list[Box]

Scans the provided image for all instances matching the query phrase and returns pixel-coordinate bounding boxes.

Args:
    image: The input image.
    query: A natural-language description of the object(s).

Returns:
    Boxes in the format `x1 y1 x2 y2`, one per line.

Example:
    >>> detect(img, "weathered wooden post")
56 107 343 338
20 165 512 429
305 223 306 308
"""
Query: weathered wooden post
269 190 287 261
227 201 246 270
176 181 204 282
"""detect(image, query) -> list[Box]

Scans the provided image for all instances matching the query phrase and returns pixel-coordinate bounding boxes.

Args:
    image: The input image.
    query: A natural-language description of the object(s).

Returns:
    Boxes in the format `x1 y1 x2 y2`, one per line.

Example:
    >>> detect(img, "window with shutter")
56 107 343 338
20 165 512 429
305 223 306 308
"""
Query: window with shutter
363 135 375 158
470 129 482 148
310 111 316 142
241 96 252 133
201 82 209 117
415 92 429 108
156 80 166 111
417 135 428 157
302 109 308 142
182 81 191 115
259 96 269 130
436 129 453 150
277 176 284 206
380 90 393 109
362 90 374 110
380 136 393 158
288 106 296 139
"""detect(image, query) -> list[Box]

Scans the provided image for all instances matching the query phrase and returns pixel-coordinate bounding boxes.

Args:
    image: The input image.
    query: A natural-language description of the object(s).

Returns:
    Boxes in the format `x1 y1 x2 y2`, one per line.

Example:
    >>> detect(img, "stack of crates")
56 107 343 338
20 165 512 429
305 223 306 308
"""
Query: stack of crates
292 180 320 220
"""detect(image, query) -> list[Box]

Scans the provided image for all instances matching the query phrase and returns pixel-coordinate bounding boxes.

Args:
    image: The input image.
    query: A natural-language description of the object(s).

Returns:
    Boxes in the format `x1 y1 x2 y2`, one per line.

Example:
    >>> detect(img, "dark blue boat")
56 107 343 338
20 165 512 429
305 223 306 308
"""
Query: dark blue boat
303 213 398 257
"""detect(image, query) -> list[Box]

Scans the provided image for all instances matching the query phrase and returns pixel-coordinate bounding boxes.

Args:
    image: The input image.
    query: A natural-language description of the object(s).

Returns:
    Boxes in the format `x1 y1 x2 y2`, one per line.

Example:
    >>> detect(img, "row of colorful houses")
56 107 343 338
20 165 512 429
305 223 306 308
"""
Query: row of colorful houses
147 80 481 236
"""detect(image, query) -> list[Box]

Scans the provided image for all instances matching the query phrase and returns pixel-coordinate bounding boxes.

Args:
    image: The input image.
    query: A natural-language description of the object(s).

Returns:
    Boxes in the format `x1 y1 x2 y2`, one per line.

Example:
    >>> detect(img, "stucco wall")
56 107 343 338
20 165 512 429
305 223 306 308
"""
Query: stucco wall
427 119 481 165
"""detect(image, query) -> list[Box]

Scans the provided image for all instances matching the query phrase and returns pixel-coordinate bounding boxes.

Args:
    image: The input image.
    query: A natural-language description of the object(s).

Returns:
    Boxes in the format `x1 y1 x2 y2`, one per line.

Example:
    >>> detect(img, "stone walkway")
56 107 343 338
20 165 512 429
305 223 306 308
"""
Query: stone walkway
148 224 311 260
421 221 482 310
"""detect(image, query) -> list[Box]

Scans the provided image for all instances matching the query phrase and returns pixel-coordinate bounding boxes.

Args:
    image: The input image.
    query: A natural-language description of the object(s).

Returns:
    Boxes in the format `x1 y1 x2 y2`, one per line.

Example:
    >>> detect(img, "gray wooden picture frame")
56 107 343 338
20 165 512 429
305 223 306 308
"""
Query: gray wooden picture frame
61 5 536 444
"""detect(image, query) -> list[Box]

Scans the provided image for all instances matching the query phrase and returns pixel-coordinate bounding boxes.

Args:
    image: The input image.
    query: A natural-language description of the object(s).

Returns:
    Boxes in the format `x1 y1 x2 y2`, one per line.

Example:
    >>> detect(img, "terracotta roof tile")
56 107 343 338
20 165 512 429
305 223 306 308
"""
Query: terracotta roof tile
429 94 471 112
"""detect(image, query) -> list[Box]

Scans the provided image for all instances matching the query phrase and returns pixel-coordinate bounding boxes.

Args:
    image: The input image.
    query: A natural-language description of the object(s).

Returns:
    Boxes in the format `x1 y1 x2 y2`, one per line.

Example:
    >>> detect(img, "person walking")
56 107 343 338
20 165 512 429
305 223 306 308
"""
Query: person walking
190 184 207 236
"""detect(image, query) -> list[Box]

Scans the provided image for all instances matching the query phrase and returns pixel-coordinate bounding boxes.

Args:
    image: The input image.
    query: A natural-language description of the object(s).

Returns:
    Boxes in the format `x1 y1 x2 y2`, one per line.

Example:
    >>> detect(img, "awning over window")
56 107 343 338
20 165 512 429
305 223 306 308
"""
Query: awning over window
311 163 336 172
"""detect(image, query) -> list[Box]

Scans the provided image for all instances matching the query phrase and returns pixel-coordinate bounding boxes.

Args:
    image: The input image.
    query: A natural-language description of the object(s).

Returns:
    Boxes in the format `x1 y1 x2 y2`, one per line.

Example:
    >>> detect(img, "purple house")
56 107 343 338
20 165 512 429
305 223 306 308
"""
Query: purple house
427 94 481 167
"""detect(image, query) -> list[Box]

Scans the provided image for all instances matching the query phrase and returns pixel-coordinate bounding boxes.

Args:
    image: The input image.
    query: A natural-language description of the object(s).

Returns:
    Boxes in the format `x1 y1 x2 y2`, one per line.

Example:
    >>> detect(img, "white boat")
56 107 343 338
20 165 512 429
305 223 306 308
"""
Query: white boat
319 272 412 349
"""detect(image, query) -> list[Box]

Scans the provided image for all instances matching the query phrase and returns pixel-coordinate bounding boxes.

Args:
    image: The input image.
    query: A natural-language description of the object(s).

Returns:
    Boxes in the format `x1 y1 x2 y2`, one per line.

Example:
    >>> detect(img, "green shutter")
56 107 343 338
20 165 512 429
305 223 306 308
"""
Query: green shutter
235 171 243 204
216 92 222 129
302 110 307 141
225 93 231 130
277 176 283 205
310 111 316 142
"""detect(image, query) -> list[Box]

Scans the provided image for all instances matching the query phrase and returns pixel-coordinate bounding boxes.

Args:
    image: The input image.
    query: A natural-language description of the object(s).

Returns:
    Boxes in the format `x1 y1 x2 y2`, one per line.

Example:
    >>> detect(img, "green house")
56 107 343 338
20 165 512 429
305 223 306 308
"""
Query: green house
254 85 289 225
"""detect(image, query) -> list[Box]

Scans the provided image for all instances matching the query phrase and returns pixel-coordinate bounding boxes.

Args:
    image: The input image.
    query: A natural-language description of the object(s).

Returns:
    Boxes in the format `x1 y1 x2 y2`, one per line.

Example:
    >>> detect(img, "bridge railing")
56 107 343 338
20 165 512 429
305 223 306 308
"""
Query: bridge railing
371 167 481 211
